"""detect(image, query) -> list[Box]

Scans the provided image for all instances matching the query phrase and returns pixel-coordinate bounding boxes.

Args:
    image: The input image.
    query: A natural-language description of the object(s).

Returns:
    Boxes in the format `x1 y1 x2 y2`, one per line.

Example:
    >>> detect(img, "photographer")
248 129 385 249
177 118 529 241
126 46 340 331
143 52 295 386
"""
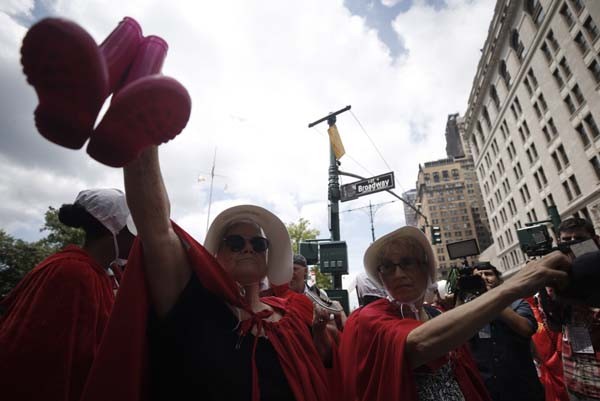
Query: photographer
468 263 544 401
544 218 600 401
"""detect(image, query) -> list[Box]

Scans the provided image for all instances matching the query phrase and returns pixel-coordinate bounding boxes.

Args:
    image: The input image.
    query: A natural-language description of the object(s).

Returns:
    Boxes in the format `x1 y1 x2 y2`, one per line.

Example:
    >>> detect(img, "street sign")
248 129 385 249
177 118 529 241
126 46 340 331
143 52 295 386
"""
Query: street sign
340 172 395 202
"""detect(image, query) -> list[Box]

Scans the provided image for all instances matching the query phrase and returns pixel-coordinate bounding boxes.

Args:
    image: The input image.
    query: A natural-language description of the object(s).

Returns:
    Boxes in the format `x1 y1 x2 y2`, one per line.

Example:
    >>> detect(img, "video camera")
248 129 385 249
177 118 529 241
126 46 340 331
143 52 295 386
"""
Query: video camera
517 224 600 306
445 239 488 304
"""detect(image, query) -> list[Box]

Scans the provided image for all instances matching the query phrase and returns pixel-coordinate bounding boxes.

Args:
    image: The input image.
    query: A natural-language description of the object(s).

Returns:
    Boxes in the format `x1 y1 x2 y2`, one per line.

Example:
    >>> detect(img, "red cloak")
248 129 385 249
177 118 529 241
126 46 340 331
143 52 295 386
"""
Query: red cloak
526 296 569 401
338 299 491 401
0 245 114 401
80 222 335 401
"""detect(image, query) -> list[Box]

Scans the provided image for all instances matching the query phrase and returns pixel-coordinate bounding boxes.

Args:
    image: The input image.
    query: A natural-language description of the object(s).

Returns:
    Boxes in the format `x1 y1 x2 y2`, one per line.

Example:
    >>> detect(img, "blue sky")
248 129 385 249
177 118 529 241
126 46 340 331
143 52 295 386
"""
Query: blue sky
344 0 449 59
0 0 496 287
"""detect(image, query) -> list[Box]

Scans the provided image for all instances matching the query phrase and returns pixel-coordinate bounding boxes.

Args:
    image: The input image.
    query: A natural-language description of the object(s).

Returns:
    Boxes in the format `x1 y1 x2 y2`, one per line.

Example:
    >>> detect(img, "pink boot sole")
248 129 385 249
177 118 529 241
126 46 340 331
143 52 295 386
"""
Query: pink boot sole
21 18 109 149
87 75 191 167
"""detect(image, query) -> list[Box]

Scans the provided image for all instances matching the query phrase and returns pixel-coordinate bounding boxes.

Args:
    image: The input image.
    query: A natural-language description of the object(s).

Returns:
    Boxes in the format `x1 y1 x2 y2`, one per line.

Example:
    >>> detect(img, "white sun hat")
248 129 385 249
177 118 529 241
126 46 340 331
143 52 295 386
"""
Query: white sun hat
203 205 293 285
363 226 436 287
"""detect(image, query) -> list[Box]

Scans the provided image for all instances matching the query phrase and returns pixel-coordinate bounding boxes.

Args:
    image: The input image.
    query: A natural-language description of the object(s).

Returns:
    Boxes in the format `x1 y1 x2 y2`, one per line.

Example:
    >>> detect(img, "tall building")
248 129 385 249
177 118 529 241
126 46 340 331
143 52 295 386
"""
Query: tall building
402 189 419 227
463 0 600 273
416 156 492 279
446 113 466 158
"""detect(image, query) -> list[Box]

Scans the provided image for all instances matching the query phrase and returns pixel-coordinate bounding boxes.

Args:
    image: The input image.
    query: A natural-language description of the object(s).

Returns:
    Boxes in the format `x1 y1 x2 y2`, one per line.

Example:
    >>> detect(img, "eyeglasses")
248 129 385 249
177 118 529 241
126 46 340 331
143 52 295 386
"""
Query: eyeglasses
377 257 422 276
222 235 269 253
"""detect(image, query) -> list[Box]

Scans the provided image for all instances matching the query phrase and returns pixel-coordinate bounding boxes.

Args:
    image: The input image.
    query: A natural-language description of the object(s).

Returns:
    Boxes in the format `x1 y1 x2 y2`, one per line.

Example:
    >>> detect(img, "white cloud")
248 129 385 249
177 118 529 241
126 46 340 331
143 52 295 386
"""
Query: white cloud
0 0 494 276
381 0 405 7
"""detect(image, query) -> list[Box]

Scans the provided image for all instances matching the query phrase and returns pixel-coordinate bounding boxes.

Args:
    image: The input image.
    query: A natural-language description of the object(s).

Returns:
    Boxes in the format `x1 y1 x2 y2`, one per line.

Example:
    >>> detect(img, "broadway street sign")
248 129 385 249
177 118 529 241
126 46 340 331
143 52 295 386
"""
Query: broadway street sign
340 172 395 202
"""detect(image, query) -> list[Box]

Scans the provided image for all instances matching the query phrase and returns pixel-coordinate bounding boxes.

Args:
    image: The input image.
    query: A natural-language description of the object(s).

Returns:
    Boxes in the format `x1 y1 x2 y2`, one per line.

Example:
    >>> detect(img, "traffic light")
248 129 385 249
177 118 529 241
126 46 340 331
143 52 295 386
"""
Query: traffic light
430 226 442 245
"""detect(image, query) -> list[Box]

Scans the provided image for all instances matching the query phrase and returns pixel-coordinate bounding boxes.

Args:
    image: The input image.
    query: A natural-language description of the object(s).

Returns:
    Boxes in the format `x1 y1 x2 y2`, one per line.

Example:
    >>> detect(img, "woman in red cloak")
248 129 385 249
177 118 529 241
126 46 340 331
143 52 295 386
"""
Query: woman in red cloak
338 226 572 401
0 188 136 401
79 147 337 401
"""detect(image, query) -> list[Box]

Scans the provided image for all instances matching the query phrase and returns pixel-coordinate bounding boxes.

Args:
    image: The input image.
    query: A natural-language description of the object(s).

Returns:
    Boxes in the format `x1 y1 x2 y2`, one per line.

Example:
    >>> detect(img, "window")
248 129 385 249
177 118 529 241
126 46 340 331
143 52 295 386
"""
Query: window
590 156 600 180
569 0 584 14
572 84 585 107
552 151 563 172
533 102 543 119
584 114 600 139
498 158 505 174
514 97 523 114
500 60 511 88
538 167 548 186
530 143 538 160
576 122 591 148
548 118 558 137
541 43 552 62
525 0 546 25
528 68 538 88
588 59 600 83
539 94 548 112
490 85 500 109
563 181 574 201
575 31 590 54
564 94 577 114
547 30 560 52
560 4 575 28
553 69 565 88
559 58 573 79
511 29 525 60
524 77 534 96
482 107 492 130
514 162 524 181
569 175 582 197
558 144 570 167
533 171 542 189
584 16 599 42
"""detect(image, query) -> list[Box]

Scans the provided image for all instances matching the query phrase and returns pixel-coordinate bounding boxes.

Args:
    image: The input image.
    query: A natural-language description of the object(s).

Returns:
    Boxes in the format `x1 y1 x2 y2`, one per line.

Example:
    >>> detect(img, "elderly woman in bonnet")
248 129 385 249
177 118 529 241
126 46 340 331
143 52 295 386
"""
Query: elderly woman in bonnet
0 188 135 401
338 226 572 401
79 147 335 401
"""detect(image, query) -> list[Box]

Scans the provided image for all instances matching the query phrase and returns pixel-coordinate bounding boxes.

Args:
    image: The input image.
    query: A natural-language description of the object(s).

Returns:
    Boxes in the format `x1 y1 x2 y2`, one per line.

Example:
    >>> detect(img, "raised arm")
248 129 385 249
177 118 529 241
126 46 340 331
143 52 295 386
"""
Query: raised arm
405 251 571 368
124 146 192 316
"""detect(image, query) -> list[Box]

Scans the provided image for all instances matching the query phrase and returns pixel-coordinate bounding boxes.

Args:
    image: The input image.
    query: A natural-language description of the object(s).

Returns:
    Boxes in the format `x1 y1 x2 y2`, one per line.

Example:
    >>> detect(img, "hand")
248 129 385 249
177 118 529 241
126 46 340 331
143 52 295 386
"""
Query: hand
505 251 571 299
312 305 336 366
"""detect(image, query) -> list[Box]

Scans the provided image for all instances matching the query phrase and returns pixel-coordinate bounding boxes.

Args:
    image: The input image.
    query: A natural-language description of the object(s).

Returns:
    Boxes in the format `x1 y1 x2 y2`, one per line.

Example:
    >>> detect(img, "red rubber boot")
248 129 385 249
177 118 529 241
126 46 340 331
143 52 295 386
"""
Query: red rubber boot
21 17 142 149
88 35 191 167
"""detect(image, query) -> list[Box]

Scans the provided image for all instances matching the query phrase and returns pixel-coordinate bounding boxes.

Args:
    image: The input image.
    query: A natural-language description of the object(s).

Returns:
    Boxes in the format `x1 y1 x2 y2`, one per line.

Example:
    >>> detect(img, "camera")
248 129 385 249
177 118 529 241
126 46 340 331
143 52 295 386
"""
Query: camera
517 225 600 306
445 239 487 304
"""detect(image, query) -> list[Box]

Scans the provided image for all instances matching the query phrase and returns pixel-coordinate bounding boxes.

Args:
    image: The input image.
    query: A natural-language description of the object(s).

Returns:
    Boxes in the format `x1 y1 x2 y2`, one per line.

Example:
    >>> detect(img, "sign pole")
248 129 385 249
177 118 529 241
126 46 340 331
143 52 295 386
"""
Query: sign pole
327 115 342 289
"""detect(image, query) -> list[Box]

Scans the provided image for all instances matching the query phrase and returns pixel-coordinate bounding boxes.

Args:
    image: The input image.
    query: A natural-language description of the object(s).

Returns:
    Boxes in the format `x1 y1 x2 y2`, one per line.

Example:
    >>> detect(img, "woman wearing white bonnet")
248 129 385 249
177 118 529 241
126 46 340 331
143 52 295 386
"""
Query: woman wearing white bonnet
338 225 571 401
0 188 136 401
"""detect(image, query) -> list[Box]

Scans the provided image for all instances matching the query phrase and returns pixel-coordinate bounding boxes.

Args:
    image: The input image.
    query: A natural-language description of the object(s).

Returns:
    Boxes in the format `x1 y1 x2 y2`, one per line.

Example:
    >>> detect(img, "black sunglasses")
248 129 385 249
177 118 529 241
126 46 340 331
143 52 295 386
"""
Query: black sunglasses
222 235 269 253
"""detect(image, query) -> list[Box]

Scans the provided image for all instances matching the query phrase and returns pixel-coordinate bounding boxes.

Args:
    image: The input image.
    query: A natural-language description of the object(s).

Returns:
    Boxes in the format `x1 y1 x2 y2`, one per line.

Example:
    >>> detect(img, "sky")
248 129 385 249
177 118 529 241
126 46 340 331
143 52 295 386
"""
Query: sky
0 0 495 293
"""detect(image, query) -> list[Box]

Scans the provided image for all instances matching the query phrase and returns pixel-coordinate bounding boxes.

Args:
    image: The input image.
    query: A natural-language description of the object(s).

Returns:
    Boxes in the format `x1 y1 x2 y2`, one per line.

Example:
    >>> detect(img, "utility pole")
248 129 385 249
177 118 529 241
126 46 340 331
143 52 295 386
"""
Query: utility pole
308 105 351 289
341 199 396 242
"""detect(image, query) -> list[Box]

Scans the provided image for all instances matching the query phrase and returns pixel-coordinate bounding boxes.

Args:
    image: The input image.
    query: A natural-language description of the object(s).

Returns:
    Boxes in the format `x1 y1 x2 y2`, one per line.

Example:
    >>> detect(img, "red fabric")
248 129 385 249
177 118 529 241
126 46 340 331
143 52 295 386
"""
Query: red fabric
0 245 114 401
339 299 491 401
81 222 335 401
526 297 569 401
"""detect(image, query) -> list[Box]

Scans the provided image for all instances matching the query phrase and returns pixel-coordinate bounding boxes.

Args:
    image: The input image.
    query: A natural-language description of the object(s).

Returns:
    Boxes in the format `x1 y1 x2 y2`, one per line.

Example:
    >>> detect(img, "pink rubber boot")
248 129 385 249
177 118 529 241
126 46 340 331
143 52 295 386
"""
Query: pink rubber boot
21 17 142 149
87 36 191 167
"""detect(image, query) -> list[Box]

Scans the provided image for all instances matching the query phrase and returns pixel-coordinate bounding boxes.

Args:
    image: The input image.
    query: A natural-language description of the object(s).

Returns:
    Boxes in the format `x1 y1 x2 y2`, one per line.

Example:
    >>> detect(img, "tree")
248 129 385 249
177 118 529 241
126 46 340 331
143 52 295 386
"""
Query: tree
286 218 332 289
0 207 84 299
0 230 53 298
39 206 85 249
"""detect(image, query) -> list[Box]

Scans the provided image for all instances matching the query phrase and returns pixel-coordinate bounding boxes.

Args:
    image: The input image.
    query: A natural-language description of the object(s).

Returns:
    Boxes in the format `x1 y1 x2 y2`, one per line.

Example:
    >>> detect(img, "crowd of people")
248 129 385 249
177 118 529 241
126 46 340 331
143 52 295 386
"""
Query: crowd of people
1 15 599 401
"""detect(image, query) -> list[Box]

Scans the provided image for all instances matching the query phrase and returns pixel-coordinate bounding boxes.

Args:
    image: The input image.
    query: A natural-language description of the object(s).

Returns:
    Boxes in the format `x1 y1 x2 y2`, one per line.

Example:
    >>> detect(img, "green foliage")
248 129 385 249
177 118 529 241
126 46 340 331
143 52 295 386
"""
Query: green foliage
39 206 85 249
286 218 332 290
287 217 319 253
0 207 83 298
